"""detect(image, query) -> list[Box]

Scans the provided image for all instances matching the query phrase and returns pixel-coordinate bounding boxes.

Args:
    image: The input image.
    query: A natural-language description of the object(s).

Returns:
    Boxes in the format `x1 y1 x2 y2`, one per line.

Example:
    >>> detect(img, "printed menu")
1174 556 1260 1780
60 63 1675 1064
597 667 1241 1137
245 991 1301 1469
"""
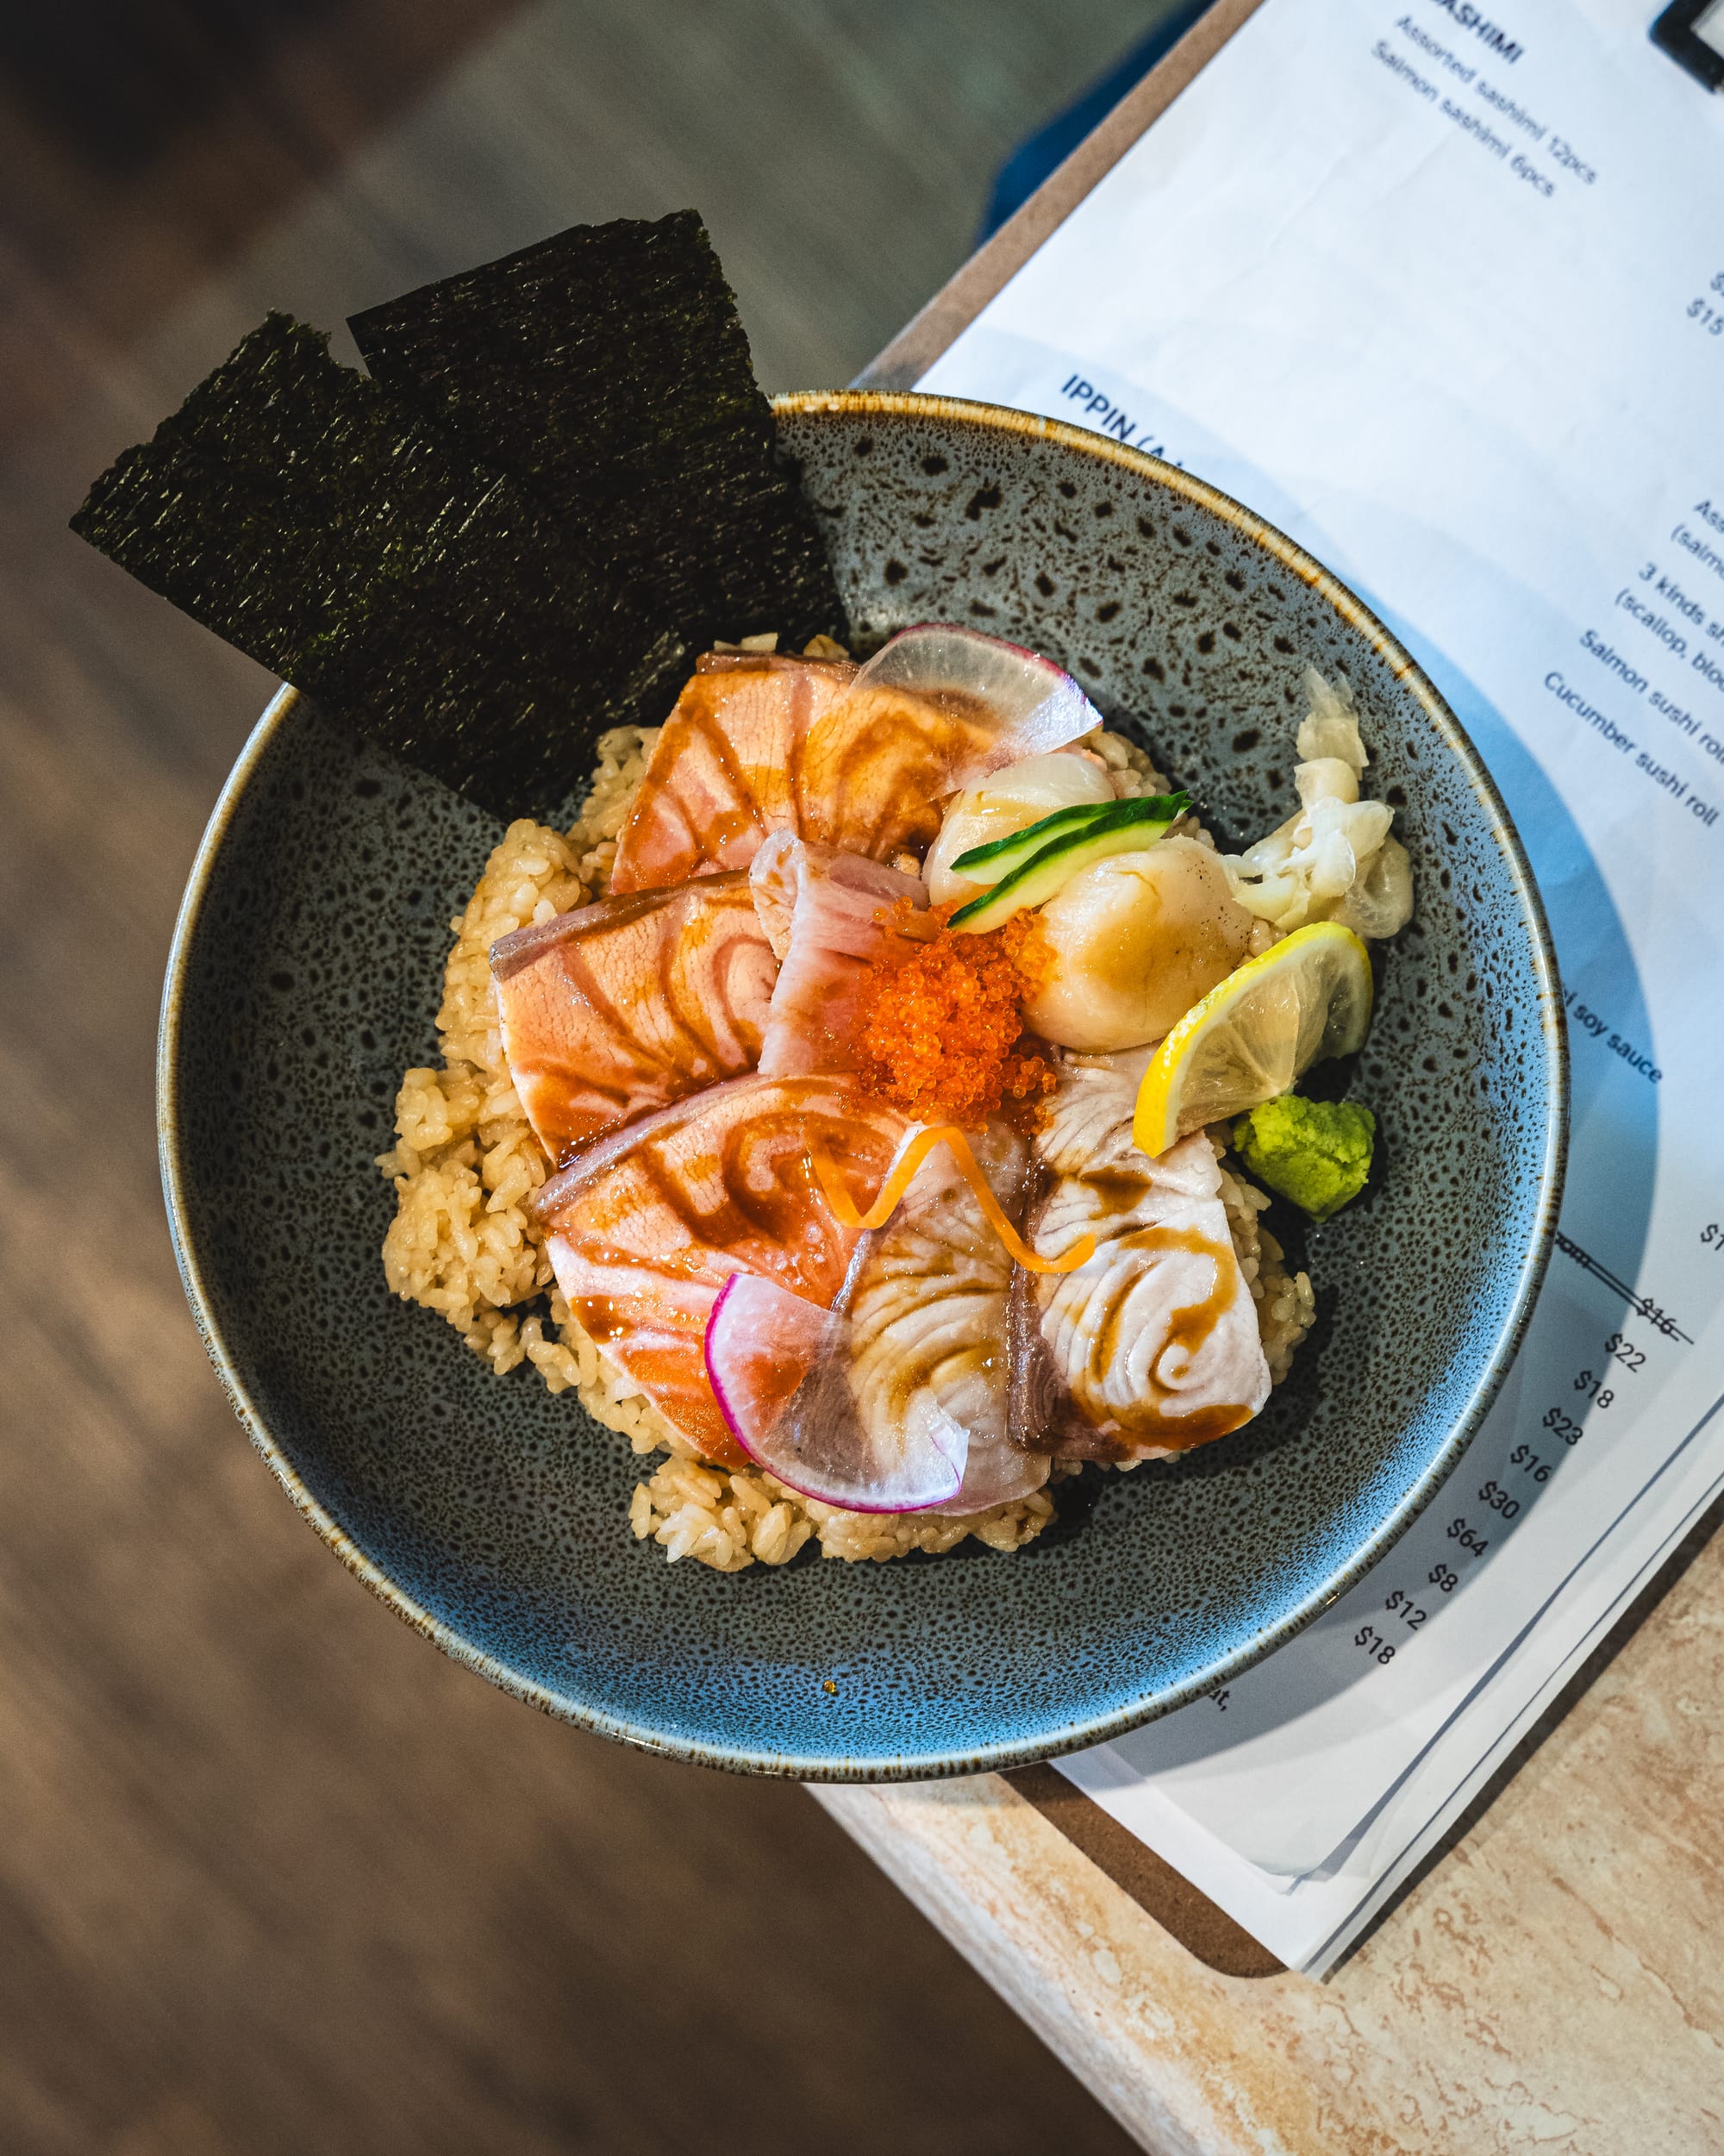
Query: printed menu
917 0 1724 1971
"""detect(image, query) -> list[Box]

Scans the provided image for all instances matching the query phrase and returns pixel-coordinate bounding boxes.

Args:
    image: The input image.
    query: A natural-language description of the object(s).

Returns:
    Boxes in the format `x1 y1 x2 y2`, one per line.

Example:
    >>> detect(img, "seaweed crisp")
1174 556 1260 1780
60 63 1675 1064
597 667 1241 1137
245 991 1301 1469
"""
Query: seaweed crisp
71 313 683 816
348 211 844 657
71 216 846 817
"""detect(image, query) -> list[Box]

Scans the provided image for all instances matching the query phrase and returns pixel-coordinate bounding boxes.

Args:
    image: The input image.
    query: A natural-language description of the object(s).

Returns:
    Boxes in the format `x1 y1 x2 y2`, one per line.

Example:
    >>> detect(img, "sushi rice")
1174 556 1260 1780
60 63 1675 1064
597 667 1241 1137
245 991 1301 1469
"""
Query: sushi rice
378 703 1315 1572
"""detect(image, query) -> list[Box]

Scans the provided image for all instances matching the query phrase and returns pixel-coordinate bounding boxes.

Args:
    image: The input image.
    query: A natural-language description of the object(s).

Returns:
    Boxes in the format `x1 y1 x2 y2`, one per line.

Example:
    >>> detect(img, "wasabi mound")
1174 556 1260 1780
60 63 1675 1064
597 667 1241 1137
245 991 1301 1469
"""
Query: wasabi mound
1233 1096 1376 1222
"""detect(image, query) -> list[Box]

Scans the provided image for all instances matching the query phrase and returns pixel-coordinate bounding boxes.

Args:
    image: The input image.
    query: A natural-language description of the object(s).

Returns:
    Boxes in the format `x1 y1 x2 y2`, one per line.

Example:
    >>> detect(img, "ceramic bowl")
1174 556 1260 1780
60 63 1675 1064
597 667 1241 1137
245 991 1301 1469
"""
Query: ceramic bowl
159 391 1565 1779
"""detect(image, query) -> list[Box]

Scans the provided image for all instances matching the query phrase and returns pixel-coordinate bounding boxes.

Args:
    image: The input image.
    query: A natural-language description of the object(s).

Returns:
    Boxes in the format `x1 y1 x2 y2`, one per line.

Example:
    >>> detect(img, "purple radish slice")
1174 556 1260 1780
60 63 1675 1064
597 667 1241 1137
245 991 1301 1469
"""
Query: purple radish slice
703 1272 828 1444
704 1273 968 1513
849 623 1100 791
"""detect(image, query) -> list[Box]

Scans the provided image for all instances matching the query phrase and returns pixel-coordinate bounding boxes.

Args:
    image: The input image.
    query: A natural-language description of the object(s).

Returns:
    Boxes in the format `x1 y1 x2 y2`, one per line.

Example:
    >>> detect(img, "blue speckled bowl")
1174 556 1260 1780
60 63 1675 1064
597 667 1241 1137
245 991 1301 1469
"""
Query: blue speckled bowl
159 392 1566 1779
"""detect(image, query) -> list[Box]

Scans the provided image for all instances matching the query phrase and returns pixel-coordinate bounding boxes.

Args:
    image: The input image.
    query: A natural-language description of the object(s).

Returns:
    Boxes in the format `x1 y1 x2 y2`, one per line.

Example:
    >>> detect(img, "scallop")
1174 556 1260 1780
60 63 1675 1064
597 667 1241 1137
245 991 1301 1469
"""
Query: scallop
923 751 1115 906
1023 835 1255 1053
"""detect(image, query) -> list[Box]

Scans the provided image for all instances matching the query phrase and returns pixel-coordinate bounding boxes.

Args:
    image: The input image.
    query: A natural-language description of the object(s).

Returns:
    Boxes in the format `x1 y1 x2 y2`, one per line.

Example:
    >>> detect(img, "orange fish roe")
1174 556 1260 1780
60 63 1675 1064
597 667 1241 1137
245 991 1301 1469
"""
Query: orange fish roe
851 903 1057 1128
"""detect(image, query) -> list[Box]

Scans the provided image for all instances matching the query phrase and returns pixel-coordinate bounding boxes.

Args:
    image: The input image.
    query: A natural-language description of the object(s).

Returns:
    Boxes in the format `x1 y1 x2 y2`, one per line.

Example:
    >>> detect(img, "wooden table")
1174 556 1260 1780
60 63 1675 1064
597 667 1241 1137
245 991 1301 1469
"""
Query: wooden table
817 1497 1724 2153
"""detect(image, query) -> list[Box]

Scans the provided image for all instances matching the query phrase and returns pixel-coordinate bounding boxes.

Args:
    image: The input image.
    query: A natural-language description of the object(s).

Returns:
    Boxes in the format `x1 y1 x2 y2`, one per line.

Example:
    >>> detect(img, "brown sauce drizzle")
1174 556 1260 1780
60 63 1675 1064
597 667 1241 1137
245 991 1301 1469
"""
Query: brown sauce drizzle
572 1293 625 1344
1086 1221 1252 1447
679 696 771 844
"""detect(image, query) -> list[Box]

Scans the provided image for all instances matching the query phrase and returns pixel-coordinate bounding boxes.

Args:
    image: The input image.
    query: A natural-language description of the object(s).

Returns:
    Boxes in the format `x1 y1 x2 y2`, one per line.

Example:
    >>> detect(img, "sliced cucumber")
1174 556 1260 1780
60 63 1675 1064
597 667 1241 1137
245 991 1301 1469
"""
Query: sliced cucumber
948 791 1190 934
948 799 1120 888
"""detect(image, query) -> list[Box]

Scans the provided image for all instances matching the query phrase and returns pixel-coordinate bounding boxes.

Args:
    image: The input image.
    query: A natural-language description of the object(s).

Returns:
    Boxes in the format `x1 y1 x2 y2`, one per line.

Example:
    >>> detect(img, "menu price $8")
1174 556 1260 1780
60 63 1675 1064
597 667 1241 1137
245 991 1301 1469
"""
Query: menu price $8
1350 1499 1502 1667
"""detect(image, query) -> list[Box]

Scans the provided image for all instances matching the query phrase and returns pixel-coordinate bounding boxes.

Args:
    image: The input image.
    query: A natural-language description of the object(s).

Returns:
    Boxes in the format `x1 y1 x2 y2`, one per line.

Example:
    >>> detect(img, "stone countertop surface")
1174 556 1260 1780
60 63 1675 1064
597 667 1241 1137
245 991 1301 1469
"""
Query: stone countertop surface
813 1509 1724 2155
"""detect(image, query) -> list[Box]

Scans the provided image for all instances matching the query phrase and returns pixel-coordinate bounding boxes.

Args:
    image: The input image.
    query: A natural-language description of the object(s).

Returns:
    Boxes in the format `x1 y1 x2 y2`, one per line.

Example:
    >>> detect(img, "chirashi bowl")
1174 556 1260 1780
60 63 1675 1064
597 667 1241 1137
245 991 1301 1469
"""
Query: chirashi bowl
159 392 1566 1778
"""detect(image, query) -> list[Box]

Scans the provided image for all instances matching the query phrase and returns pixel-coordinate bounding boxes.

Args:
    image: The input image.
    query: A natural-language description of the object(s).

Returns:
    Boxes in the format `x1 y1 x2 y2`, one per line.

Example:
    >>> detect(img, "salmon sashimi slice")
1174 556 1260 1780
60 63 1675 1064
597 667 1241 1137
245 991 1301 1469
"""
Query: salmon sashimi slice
748 832 927 1078
1022 1053 1270 1461
490 872 777 1164
530 1074 909 1465
609 651 1053 894
608 653 856 892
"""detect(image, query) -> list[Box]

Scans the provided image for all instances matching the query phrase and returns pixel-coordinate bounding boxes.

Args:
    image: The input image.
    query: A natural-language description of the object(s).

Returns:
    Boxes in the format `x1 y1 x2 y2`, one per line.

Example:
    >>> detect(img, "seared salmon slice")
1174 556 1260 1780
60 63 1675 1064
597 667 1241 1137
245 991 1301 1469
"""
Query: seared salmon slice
491 873 776 1164
609 653 1005 892
748 832 927 1078
531 1075 907 1465
609 653 856 892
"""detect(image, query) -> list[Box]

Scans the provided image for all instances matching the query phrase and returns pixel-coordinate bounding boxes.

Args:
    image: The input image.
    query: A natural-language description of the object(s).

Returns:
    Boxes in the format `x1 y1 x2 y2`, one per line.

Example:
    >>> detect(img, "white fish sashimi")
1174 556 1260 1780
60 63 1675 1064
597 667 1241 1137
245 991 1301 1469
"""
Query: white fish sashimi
841 1121 1048 1513
749 833 928 1078
1028 1056 1270 1460
703 1121 1050 1514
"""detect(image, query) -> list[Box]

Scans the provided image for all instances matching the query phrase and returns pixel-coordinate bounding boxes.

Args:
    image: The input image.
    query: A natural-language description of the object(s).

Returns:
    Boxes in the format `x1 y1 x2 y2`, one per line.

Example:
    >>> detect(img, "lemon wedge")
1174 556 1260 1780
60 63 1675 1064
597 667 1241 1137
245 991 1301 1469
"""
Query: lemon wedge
1133 922 1373 1157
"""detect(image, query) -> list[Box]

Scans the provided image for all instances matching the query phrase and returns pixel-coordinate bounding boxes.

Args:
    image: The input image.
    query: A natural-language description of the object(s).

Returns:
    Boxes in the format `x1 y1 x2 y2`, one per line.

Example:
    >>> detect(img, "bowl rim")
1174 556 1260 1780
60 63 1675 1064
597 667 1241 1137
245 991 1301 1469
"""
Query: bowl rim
158 388 1569 1781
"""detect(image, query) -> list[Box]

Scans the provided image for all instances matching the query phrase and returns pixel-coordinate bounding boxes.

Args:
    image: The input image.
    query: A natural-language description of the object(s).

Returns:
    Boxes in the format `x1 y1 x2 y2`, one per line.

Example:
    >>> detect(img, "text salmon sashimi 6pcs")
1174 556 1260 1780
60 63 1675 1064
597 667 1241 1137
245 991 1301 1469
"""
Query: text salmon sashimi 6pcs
72 215 1413 1577
409 622 1411 1573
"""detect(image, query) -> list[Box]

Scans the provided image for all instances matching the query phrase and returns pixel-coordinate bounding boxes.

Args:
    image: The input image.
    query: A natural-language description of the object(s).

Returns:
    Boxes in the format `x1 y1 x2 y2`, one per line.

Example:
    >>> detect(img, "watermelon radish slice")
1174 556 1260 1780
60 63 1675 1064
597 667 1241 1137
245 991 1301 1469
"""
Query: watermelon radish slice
850 623 1099 791
703 1274 828 1443
703 1273 969 1513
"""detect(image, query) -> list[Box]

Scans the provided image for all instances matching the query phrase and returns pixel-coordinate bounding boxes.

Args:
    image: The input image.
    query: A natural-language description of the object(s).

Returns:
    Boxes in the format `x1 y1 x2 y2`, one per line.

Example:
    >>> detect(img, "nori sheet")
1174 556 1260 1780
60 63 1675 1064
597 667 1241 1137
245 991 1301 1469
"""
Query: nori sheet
71 216 846 816
348 210 844 657
71 314 681 815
